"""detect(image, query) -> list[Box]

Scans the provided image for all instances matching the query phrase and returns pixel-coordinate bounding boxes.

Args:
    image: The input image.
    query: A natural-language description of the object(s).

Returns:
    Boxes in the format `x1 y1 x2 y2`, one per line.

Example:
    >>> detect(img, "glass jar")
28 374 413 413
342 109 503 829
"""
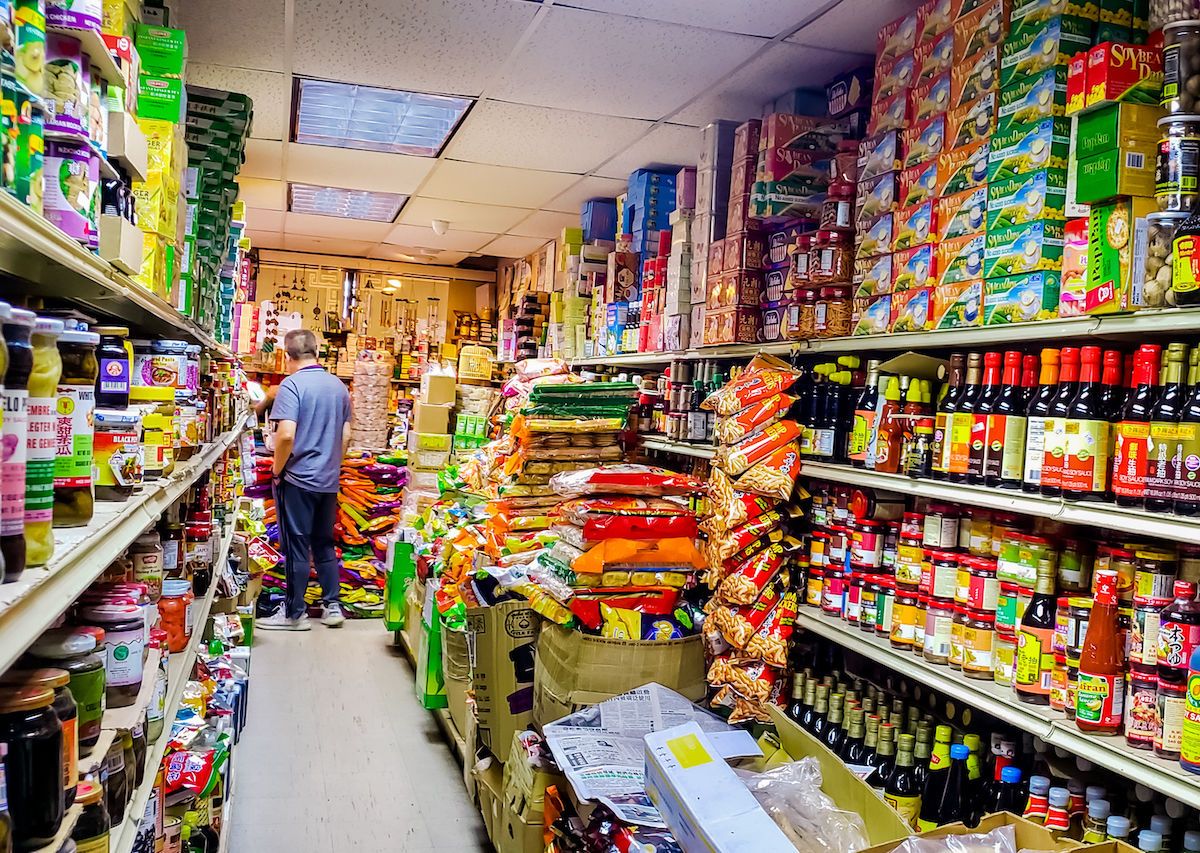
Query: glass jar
912 594 928 653
997 582 1022 635
929 550 959 600
1057 538 1092 593
129 530 164 602
2 307 35 584
128 724 146 787
950 606 966 669
53 326 98 528
815 285 851 338
860 575 880 631
890 588 920 649
850 519 884 568
923 596 955 665
0 668 76 809
26 629 105 750
102 736 126 826
1050 661 1069 711
958 556 1000 612
1134 549 1178 606
794 289 817 340
1109 547 1138 603
967 511 994 557
71 779 108 851
185 520 212 584
174 393 198 461
92 408 142 502
77 604 144 708
1067 596 1094 659
994 629 1018 686
805 567 825 608
923 503 960 549
875 576 896 637
990 512 1026 558
1125 662 1159 750
1152 0 1200 30
93 326 130 409
810 229 852 283
130 386 175 481
822 566 845 615
896 539 924 589
159 579 193 653
820 178 854 230
1065 661 1080 720
1144 212 1189 307
26 317 63 569
901 511 924 540
1157 116 1200 214
161 521 184 580
962 609 996 679
1131 601 1166 666
145 629 167 743
134 339 188 390
0 685 63 848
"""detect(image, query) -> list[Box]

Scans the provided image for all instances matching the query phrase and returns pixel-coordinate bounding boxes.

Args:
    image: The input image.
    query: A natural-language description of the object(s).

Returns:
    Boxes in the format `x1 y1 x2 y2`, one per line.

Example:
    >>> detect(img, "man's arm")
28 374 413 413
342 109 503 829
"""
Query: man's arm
253 384 278 418
274 419 296 477
341 420 351 459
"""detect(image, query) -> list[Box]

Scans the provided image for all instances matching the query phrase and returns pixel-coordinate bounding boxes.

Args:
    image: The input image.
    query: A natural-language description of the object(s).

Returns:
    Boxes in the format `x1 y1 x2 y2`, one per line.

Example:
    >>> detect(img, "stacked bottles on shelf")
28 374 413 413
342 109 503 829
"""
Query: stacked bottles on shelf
800 483 1200 774
783 654 1199 846
619 360 726 443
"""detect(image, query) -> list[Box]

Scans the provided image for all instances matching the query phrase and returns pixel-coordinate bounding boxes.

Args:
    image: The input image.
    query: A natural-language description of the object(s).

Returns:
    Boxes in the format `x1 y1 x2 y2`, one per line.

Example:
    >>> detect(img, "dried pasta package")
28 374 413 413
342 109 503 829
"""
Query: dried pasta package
702 354 801 415
572 537 706 574
721 527 788 573
716 545 788 606
715 510 786 564
713 393 798 445
550 464 707 497
718 421 804 476
732 441 803 500
706 656 781 703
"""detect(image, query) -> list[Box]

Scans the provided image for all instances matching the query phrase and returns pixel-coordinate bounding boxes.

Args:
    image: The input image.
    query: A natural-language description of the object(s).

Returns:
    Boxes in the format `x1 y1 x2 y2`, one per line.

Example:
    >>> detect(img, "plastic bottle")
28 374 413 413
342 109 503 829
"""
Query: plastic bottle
850 360 882 466
24 317 62 568
1076 570 1125 733
1179 644 1200 774
1083 800 1111 842
987 765 1024 817
1184 829 1200 851
1023 775 1052 824
1045 787 1071 835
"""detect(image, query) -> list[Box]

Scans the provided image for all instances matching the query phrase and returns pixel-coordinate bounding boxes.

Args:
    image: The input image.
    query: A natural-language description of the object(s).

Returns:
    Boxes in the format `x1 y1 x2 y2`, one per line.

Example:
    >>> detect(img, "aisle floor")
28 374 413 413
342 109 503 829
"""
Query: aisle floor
228 620 490 851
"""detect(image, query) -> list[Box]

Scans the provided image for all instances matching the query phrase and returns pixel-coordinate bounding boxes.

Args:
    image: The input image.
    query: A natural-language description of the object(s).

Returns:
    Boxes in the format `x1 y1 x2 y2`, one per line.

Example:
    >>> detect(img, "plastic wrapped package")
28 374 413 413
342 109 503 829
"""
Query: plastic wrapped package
876 825 1018 853
549 464 707 497
736 758 870 853
349 349 394 450
702 354 801 416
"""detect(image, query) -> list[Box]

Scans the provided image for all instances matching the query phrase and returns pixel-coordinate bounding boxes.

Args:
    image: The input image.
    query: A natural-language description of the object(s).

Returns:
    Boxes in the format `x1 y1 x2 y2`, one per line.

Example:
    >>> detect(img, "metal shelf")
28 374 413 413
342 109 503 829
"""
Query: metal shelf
0 192 232 356
109 523 235 853
794 610 1200 808
47 23 123 85
0 421 247 675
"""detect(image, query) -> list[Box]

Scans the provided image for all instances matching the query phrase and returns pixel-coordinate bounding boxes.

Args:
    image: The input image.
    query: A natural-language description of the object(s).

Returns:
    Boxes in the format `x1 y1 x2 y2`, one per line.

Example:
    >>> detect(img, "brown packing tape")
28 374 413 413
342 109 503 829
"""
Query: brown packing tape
532 623 707 725
853 811 1082 853
466 601 539 762
768 706 911 847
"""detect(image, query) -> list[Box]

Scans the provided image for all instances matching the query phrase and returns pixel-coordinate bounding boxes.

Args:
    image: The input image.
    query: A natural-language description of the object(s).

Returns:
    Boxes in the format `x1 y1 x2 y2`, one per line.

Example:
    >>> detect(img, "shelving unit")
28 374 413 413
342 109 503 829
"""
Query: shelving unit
0 422 247 676
108 522 236 853
30 804 83 853
793 609 1200 807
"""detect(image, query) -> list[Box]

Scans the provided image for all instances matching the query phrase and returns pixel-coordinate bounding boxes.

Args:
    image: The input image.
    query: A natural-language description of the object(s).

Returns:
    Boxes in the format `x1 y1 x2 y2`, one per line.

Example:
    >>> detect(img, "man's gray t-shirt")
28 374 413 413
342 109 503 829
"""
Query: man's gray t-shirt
270 365 351 493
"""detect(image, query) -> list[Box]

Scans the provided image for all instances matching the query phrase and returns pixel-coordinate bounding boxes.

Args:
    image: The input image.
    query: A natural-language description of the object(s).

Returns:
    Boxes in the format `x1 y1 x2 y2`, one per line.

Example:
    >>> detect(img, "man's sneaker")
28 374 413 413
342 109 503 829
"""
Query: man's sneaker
256 610 311 631
322 602 345 628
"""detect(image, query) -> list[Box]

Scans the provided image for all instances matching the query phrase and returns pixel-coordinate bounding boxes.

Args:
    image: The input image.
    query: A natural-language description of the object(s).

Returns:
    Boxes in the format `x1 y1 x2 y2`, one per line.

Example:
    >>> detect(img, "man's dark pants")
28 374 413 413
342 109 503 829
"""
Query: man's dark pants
274 479 340 619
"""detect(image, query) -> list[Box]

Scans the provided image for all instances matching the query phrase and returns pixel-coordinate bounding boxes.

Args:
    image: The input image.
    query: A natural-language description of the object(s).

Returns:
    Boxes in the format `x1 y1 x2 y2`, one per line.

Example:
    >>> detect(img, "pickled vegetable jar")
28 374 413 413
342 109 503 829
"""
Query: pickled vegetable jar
25 317 63 568
2 308 35 584
53 326 98 527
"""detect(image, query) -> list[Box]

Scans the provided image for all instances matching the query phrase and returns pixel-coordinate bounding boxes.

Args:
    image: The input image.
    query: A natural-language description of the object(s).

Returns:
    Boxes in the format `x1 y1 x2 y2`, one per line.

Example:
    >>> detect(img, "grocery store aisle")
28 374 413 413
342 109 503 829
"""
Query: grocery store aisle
228 621 489 851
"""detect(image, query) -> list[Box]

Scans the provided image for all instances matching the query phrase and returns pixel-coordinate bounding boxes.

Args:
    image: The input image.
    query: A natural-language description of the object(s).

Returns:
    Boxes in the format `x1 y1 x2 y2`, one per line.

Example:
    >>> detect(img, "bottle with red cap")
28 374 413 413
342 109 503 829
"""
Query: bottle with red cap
1158 581 1200 688
1061 346 1111 501
968 352 1002 485
985 351 1028 489
1075 570 1125 735
1113 345 1163 507
1041 347 1081 498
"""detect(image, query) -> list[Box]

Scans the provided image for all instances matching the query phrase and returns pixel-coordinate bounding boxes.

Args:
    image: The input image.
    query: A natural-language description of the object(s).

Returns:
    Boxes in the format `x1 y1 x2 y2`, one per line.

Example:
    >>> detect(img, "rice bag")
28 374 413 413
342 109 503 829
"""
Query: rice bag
712 511 785 564
717 421 803 476
702 354 801 416
550 464 706 497
713 393 798 445
731 441 803 500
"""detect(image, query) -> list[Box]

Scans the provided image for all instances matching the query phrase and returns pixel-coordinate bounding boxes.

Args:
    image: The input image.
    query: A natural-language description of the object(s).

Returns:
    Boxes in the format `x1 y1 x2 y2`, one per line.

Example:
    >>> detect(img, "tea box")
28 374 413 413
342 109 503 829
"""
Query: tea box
894 243 938 290
891 286 936 331
916 29 955 81
1074 102 1160 161
903 114 946 167
988 117 1070 183
879 10 920 63
936 185 988 241
1000 16 1094 88
857 171 900 225
937 138 991 195
860 131 902 181
954 0 1011 63
1084 42 1162 108
911 71 952 122
858 213 894 258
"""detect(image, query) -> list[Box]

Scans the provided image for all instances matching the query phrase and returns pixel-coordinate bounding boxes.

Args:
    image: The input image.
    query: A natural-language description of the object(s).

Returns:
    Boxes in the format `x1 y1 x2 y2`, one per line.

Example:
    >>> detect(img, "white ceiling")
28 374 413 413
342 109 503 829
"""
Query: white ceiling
178 0 913 265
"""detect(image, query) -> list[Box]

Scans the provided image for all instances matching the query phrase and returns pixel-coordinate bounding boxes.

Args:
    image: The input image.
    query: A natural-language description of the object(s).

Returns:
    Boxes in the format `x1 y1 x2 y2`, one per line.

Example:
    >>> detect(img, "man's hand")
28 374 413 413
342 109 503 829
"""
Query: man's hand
274 419 297 477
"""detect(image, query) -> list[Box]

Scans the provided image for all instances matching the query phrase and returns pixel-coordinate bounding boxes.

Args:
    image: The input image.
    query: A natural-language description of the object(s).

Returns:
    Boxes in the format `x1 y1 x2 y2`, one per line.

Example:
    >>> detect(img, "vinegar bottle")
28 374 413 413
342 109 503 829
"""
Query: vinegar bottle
1041 347 1081 498
1016 557 1058 704
1075 569 1125 734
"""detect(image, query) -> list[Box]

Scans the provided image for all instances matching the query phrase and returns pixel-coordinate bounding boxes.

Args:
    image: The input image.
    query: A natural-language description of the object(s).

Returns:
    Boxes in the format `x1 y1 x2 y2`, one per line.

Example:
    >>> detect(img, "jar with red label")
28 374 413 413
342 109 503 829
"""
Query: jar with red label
820 178 854 230
1053 596 1072 658
846 569 864 625
828 525 849 568
809 229 851 283
851 519 884 568
1134 550 1178 606
891 588 920 649
882 521 900 571
922 504 960 549
962 609 996 679
815 286 851 338
924 597 955 665
822 566 845 615
1050 661 1069 711
958 556 1000 612
875 575 896 637
901 511 924 540
1125 663 1159 749
928 550 959 600
806 567 825 607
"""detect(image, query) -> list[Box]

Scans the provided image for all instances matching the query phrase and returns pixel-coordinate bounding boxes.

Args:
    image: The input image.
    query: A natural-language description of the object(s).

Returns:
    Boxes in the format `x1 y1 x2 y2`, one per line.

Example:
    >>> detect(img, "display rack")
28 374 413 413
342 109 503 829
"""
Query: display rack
30 804 83 853
793 609 1200 808
0 421 248 675
0 194 232 357
108 522 236 853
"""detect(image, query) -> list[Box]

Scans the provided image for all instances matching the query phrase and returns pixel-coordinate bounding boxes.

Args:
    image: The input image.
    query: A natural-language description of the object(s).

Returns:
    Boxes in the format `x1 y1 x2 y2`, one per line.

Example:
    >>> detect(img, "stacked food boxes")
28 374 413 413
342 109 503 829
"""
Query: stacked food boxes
691 120 738 348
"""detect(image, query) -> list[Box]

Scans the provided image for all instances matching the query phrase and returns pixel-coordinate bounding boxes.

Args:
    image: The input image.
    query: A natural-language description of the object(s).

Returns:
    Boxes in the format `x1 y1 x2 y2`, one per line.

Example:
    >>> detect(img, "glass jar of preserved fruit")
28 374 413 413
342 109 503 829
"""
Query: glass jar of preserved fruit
53 326 98 527
0 686 63 848
25 629 105 750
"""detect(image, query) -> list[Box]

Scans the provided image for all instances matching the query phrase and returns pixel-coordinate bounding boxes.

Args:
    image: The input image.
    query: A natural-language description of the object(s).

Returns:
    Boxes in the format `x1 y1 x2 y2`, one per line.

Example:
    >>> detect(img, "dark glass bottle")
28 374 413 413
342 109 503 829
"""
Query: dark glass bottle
1021 354 1039 408
787 677 807 724
867 723 897 792
862 715 881 768
799 680 819 732
1147 343 1189 512
918 742 969 830
1015 557 1058 705
949 354 983 483
986 350 1028 489
1113 345 1162 508
913 727 932 792
931 353 966 480
1023 349 1060 493
988 765 1025 817
968 352 1003 484
823 694 846 755
885 734 923 830
809 687 830 740
1041 347 1080 498
840 709 868 765
1061 346 1109 501
849 360 881 466
1176 349 1200 515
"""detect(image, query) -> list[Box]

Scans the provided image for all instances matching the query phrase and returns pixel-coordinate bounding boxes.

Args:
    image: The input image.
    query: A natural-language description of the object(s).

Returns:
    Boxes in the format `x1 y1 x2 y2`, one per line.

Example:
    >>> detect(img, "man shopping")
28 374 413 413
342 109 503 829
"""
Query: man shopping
257 329 352 631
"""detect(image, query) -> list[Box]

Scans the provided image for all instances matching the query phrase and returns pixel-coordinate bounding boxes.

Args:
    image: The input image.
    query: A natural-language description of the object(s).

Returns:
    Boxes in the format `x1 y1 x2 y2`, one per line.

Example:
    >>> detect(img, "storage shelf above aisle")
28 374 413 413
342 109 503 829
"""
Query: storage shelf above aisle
0 421 247 675
109 522 235 853
571 310 1200 370
0 193 232 357
793 609 1200 808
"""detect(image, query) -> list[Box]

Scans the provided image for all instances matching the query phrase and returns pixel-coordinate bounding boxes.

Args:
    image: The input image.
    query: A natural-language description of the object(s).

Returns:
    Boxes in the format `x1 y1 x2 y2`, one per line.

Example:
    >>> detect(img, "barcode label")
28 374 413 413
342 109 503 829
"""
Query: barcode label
1127 152 1145 170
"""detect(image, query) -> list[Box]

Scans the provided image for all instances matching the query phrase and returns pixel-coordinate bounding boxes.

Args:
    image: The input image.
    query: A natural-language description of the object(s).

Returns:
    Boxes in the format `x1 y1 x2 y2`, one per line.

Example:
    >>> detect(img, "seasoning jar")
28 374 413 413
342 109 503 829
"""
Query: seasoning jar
806 566 825 608
93 326 131 409
929 550 959 600
896 539 925 590
950 607 967 669
1065 661 1080 720
901 511 924 540
71 779 108 851
1157 115 1200 213
184 518 212 582
1050 661 1069 712
131 385 175 480
1108 547 1138 603
1152 0 1200 30
845 567 863 625
810 229 852 283
994 629 1018 686
850 519 884 568
1158 679 1187 760
912 594 928 653
129 530 164 602
1180 544 1200 583
186 344 201 395
53 326 98 528
875 575 896 637
1066 596 1094 659
857 575 876 630
1134 549 1178 606
92 408 142 501
820 178 854 230
159 579 193 653
1057 539 1093 593
1131 601 1166 665
0 668 76 809
161 521 183 579
26 629 104 751
882 521 900 571
26 317 64 569
793 289 817 340
923 504 960 549
790 234 813 290
2 308 34 584
103 736 126 825
815 285 852 338
891 588 920 649
997 582 1022 635
77 604 144 708
962 609 996 679
134 339 188 389
822 566 845 615
145 628 168 743
828 525 849 568
1126 662 1159 750
958 556 1000 612
809 530 829 569
967 511 994 557
174 392 198 461
924 597 955 665
0 686 64 848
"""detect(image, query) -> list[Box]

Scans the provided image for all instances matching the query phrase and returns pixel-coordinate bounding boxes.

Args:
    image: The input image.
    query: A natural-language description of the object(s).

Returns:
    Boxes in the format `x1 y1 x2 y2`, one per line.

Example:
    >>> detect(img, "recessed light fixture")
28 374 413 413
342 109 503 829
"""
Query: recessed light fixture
293 78 472 157
288 183 407 221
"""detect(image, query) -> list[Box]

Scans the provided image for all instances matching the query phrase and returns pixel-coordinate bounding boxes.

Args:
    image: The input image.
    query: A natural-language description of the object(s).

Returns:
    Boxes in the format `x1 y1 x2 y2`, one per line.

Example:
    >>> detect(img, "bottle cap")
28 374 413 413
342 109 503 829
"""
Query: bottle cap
1138 830 1163 851
1085 785 1106 803
1088 800 1110 820
1107 816 1131 838
1183 830 1200 851
1150 815 1172 835
950 744 969 760
1048 787 1070 807
1000 766 1022 784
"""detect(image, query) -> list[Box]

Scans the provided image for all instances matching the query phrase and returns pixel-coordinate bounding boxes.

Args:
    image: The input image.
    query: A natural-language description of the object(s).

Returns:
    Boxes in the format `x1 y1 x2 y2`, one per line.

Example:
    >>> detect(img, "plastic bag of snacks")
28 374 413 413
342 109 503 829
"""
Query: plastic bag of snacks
714 393 798 444
702 354 800 416
550 464 706 497
717 421 804 476
732 441 804 500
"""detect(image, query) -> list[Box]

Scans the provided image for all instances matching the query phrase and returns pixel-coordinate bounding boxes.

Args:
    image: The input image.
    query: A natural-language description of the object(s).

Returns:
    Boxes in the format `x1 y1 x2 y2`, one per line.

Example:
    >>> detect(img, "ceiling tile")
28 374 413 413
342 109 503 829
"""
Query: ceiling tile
491 6 766 120
509 209 582 239
542 175 629 214
237 178 287 211
284 143 436 194
246 209 285 232
185 64 290 141
787 0 919 53
481 234 552 258
292 0 538 97
421 161 580 209
556 0 815 36
442 100 651 173
368 244 445 263
671 41 866 125
397 197 532 234
595 122 697 179
241 139 284 180
175 0 287 72
383 224 498 253
434 251 471 265
283 212 394 242
281 235 378 256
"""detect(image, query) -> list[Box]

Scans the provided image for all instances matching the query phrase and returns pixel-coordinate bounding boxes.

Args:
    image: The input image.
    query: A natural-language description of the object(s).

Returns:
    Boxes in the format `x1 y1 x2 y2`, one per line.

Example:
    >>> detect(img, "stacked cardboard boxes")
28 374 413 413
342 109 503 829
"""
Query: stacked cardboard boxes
691 120 738 347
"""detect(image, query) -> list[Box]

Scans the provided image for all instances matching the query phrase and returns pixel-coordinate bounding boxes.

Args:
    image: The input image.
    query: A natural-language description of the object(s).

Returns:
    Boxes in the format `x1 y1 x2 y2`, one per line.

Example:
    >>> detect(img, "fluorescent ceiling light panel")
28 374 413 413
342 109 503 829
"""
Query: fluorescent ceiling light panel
288 183 407 221
294 78 472 157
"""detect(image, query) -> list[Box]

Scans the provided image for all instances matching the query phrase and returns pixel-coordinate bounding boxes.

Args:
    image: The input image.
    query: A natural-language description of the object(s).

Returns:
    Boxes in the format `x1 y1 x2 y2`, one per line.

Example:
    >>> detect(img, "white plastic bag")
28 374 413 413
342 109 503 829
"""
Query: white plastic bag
736 758 869 853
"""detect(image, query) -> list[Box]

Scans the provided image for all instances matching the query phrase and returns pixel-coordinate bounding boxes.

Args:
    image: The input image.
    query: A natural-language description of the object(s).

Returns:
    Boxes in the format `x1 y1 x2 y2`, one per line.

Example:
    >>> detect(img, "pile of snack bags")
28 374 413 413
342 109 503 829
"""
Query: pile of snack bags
702 355 807 724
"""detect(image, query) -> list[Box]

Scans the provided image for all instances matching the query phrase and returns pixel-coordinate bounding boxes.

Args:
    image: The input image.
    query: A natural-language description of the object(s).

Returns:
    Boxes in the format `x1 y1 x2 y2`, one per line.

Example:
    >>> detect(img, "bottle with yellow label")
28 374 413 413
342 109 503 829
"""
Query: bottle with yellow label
885 733 922 830
1172 215 1200 306
1016 557 1059 705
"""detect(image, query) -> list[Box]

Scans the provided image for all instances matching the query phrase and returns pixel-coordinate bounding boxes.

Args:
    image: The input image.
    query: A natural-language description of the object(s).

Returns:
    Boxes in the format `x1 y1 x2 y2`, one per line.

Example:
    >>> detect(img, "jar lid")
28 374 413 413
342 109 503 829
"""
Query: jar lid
0 667 70 689
134 531 161 545
29 627 99 657
94 325 130 337
5 307 35 327
79 603 143 621
131 385 175 402
33 317 64 336
1147 211 1191 224
0 685 55 712
75 780 103 807
162 579 191 598
155 340 189 352
1158 114 1200 126
130 339 154 349
58 328 100 345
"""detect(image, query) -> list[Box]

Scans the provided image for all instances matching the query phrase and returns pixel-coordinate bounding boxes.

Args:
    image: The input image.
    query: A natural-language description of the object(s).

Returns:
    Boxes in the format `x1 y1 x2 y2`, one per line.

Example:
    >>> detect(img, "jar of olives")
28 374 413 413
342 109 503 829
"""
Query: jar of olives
1156 116 1200 212
1145 212 1189 307
1162 21 1200 114
1154 1 1200 33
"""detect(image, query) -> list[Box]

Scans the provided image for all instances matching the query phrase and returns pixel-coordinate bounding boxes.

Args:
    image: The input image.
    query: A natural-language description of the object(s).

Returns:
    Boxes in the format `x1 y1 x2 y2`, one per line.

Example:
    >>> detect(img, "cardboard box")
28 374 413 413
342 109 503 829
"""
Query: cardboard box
1060 215 1089 317
857 812 1077 853
1066 50 1088 114
703 306 761 345
134 24 187 75
898 160 936 208
988 117 1071 183
916 28 955 80
893 200 934 251
870 90 911 136
934 279 984 327
891 286 935 331
857 214 894 259
938 232 986 284
936 186 987 241
826 66 873 117
945 90 996 149
894 243 937 290
645 723 794 853
1075 147 1156 203
999 65 1067 128
492 801 543 853
903 115 946 168
855 294 892 335
859 170 900 221
1085 41 1162 108
986 168 1068 229
910 72 951 124
442 625 471 743
1000 15 1093 89
953 0 1009 63
951 45 1000 109
466 601 538 763
879 9 920 63
137 73 185 123
984 270 1062 323
532 623 706 725
473 763 503 845
860 131 902 182
420 373 456 406
502 731 565 827
1086 196 1157 313
985 219 1065 277
413 401 452 434
1074 102 1160 161
856 254 893 297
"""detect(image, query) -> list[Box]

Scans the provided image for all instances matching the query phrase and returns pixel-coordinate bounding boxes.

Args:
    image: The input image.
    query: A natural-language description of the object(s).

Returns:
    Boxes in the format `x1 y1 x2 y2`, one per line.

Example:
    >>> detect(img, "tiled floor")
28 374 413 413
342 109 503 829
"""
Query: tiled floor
227 620 490 851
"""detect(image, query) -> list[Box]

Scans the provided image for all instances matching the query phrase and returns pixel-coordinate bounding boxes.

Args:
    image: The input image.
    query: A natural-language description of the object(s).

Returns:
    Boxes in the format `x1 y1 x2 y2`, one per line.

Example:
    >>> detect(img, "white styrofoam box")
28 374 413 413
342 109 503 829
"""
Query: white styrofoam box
689 305 705 349
698 120 737 172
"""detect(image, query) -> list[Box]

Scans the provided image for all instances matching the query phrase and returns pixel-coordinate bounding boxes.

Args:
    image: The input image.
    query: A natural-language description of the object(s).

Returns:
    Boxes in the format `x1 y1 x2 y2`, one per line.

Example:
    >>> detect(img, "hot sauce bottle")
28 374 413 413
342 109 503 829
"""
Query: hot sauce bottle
985 351 1027 489
1113 345 1162 507
968 352 1002 484
1075 570 1125 734
874 377 904 474
1062 346 1110 501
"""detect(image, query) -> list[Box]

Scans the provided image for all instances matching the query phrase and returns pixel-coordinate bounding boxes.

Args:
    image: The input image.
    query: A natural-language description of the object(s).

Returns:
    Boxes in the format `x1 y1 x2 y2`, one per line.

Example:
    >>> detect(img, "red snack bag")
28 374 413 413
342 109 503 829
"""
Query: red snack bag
732 441 803 500
582 514 699 542
557 496 692 523
702 468 781 535
715 545 787 606
739 591 798 667
713 511 784 564
713 393 798 445
718 421 803 476
702 354 800 416
712 581 784 648
550 465 706 497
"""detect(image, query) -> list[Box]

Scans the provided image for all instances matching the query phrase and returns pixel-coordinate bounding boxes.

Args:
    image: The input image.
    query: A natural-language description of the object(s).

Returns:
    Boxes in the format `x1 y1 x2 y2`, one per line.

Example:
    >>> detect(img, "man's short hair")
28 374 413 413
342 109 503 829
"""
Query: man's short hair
284 329 318 360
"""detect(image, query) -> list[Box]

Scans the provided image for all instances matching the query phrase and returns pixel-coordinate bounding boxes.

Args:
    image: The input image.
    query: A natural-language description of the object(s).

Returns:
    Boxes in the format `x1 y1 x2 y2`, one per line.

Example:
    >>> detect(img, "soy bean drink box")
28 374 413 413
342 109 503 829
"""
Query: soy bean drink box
893 199 934 251
985 219 1066 277
1000 15 1094 88
988 117 1071 183
954 0 1011 64
936 185 988 241
952 46 1001 108
946 91 998 148
987 167 1068 230
985 270 1062 322
857 171 899 225
999 66 1068 128
915 30 955 81
938 232 987 283
899 159 938 207
937 138 991 195
933 279 984 327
